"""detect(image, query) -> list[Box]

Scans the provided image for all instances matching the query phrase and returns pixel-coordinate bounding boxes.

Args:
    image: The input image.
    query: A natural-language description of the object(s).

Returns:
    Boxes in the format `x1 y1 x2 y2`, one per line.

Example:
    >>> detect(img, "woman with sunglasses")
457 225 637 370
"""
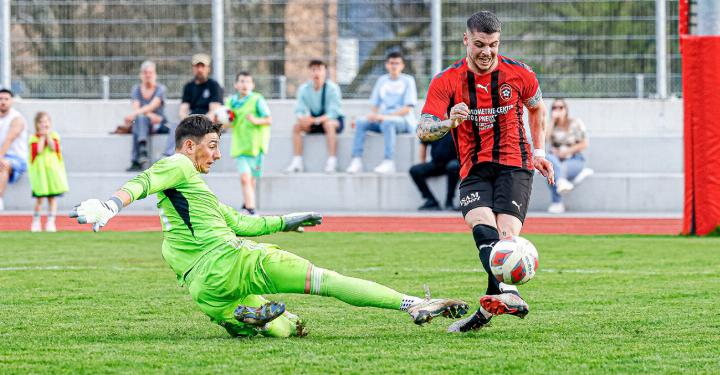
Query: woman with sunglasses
546 99 593 213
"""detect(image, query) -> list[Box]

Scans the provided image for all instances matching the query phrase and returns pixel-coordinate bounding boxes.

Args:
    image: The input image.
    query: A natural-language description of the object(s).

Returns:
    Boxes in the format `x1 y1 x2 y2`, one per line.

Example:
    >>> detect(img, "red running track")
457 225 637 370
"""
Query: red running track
0 215 681 235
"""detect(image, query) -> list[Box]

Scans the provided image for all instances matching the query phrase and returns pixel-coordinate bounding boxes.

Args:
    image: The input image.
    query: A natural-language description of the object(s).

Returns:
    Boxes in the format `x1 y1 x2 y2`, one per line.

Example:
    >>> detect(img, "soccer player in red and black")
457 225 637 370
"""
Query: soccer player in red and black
418 11 555 332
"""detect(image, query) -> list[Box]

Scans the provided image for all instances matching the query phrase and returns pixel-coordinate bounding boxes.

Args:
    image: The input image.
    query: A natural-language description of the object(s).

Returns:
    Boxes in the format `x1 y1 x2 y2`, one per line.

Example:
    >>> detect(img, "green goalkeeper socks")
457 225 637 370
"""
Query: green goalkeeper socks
309 265 404 310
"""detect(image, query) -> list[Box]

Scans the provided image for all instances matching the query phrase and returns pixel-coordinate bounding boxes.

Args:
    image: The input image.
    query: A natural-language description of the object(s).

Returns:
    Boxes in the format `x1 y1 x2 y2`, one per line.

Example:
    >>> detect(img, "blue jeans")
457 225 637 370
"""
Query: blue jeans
351 116 411 159
547 153 585 203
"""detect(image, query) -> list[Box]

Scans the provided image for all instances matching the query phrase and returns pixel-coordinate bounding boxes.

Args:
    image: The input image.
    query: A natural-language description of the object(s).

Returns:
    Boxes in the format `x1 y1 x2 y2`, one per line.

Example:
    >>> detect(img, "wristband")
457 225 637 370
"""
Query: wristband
106 197 123 214
532 149 546 158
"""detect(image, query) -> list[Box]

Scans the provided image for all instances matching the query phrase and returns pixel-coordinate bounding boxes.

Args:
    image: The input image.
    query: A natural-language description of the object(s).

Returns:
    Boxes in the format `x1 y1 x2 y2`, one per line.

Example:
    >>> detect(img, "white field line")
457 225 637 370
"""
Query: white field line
346 267 716 276
0 265 715 277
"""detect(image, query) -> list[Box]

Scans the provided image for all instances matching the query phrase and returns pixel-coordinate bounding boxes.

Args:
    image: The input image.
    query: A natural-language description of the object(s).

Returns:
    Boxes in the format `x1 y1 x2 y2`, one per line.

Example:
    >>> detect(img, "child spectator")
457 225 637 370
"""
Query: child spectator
28 112 68 232
225 72 272 215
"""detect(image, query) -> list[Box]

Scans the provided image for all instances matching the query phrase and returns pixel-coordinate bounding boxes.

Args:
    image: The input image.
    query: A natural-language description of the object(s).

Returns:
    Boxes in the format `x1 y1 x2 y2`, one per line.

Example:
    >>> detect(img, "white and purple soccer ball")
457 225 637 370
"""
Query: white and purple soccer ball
489 236 539 285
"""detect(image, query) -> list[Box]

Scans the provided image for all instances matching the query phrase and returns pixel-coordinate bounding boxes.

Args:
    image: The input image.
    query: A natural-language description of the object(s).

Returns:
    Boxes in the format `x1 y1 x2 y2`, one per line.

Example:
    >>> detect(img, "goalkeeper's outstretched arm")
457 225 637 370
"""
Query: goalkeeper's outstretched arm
220 203 323 236
70 155 191 231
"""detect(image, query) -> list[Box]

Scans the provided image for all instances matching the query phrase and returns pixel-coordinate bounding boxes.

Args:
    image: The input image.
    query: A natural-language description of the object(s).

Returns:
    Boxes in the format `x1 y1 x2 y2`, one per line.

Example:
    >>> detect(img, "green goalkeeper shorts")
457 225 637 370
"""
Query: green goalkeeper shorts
184 238 310 335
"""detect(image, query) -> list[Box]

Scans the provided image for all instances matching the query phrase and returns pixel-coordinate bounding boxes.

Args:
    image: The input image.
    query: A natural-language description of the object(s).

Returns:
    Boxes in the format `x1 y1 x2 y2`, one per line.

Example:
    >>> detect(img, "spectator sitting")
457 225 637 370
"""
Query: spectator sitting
546 98 594 214
28 112 68 232
409 133 460 211
285 60 344 173
224 71 272 216
163 53 224 156
347 52 418 174
124 60 168 172
0 88 28 211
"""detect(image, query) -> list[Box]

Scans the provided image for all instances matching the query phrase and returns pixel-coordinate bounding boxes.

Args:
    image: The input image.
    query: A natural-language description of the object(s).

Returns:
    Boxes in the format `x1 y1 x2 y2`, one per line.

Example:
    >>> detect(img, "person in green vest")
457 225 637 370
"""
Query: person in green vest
28 112 69 232
224 72 272 215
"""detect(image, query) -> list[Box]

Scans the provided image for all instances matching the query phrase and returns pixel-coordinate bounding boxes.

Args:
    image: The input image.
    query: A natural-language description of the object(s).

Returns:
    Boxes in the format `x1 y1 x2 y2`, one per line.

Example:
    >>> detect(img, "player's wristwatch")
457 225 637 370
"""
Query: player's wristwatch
532 149 546 158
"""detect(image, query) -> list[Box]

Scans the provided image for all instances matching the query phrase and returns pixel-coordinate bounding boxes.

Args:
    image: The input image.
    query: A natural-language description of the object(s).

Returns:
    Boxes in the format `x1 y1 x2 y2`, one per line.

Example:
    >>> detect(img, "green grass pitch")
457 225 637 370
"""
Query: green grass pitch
1 231 719 373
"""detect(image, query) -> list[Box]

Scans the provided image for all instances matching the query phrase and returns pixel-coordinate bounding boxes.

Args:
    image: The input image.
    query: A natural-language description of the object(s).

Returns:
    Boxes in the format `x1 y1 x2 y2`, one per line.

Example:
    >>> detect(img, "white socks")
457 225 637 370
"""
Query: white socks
400 295 423 311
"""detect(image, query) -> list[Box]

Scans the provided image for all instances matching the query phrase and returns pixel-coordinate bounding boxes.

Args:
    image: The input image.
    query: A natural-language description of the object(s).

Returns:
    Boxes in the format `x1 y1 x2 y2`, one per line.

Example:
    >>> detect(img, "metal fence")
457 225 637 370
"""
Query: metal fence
4 0 680 99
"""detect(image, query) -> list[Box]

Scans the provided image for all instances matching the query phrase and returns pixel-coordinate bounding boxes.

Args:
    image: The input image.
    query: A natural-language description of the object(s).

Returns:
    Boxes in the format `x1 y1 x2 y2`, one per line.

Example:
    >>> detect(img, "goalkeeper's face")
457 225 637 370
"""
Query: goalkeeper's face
190 133 221 174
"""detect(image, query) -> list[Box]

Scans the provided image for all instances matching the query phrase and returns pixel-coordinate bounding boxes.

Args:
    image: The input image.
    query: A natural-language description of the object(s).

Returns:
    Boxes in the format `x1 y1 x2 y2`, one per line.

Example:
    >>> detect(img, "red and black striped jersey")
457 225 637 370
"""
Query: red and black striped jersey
422 56 542 179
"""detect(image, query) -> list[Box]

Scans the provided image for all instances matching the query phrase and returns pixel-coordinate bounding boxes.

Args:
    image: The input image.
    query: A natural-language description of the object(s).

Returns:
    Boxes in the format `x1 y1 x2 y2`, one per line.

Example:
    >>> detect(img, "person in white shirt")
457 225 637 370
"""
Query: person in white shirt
0 89 29 211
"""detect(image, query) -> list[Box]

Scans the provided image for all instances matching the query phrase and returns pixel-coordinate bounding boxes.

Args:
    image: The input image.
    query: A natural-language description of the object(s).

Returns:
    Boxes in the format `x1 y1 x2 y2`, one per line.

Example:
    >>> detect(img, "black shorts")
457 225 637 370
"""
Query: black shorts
458 162 533 222
308 116 344 134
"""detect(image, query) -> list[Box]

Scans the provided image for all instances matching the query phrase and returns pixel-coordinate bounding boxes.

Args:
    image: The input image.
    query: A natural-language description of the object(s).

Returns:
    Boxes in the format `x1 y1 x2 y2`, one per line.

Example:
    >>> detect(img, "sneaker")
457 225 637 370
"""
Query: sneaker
31 218 42 232
555 178 574 194
373 159 396 174
324 157 337 173
345 157 363 174
418 199 441 211
572 167 594 185
0 198 4 211
406 286 469 325
285 157 304 173
45 219 57 232
547 202 565 214
447 308 492 333
479 293 529 319
242 205 257 216
233 301 286 327
126 162 143 172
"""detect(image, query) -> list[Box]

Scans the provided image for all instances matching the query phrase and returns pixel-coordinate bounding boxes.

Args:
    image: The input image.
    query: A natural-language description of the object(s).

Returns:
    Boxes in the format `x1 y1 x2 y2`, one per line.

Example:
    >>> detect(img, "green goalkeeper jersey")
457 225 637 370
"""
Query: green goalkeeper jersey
120 154 283 282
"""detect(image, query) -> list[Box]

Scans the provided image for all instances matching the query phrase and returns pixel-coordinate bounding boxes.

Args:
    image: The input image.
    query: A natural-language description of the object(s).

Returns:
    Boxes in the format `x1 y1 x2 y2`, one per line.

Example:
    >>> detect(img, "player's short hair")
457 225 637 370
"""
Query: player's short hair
175 114 222 149
235 71 252 81
0 88 13 97
467 11 502 34
308 60 326 68
386 51 404 62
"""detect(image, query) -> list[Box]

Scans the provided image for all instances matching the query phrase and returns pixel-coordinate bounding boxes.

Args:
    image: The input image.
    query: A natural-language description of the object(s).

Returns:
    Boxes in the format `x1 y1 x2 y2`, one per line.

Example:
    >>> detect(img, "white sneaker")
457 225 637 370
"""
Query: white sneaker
547 202 565 214
324 157 337 173
572 167 594 185
555 178 574 194
373 159 396 174
345 157 363 173
0 198 4 211
285 156 304 173
45 219 57 232
31 218 42 232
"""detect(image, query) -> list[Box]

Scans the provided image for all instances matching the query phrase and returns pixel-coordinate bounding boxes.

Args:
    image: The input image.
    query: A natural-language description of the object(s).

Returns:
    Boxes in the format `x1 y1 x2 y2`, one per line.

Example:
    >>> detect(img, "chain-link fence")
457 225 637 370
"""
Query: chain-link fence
6 0 680 99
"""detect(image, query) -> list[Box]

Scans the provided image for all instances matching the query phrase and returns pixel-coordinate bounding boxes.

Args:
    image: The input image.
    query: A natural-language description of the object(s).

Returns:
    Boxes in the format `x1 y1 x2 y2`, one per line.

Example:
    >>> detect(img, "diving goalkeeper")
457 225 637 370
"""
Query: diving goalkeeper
70 114 468 338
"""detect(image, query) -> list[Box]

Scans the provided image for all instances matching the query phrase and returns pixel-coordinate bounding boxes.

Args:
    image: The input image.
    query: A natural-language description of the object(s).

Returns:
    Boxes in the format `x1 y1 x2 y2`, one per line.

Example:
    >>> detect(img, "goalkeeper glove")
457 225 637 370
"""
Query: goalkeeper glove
69 197 123 232
281 212 323 232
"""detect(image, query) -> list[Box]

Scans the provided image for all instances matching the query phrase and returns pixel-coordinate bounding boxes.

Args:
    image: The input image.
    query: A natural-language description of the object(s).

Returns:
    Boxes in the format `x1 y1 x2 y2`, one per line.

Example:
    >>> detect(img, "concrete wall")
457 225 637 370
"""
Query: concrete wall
12 98 683 136
3 99 684 213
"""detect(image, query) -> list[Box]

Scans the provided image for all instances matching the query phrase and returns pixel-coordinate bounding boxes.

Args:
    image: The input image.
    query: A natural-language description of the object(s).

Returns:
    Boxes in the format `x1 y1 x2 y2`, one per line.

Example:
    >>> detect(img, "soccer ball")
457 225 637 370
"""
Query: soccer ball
489 236 539 285
213 106 235 126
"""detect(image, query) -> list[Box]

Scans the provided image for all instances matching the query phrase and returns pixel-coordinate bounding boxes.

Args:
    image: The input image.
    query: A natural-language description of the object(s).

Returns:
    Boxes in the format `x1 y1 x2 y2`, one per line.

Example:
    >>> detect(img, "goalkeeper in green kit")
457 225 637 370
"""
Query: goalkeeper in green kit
71 115 468 338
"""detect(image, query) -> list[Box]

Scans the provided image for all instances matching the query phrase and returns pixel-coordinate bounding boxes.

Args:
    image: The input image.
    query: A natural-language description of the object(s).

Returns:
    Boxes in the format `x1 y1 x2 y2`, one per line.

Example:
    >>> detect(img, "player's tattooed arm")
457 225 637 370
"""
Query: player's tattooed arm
417 103 470 142
524 88 543 109
417 114 452 142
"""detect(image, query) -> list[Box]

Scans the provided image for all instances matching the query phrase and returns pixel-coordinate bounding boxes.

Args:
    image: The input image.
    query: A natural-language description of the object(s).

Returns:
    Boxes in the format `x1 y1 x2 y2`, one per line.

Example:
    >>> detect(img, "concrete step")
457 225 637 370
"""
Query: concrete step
13 98 682 136
570 135 682 173
58 134 419 174
57 133 681 174
2 171 682 213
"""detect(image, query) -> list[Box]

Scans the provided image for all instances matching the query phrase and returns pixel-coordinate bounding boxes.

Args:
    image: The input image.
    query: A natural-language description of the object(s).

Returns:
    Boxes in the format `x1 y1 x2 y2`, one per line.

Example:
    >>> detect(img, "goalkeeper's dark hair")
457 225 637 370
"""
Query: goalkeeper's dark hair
467 11 501 34
175 114 222 149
